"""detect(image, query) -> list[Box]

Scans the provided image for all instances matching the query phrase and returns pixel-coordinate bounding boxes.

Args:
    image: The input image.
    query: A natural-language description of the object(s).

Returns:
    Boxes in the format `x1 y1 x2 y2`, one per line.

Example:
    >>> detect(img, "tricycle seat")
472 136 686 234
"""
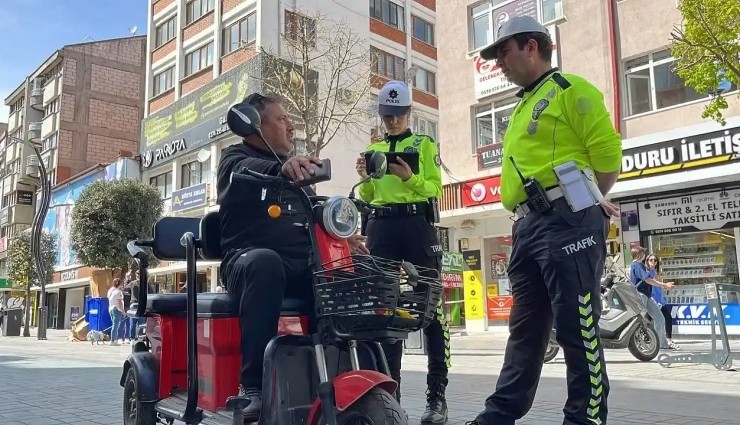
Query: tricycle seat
145 293 310 318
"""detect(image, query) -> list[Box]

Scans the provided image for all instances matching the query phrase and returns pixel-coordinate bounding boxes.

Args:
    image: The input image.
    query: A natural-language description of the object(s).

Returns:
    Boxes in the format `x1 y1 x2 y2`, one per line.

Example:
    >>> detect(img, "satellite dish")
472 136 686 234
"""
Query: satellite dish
130 26 138 36
196 149 211 163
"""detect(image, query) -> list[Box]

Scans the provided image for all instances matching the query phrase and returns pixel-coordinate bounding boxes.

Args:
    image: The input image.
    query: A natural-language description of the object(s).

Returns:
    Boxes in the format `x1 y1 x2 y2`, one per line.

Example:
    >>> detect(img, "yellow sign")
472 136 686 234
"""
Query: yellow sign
463 270 485 320
486 284 498 298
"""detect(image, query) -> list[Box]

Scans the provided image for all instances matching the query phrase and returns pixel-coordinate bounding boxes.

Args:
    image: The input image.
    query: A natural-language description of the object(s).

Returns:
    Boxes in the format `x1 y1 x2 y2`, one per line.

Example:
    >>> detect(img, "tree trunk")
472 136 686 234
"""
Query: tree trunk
22 284 31 337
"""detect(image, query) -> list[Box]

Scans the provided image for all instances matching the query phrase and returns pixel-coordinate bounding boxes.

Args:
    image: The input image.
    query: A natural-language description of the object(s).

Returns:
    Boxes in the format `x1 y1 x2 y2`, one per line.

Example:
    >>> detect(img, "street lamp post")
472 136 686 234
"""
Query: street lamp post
9 136 51 340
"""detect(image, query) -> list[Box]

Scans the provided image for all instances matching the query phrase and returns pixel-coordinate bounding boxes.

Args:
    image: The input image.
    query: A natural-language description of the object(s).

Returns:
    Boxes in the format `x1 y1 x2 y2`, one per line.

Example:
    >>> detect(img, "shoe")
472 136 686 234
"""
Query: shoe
238 385 262 422
420 377 448 424
669 341 681 350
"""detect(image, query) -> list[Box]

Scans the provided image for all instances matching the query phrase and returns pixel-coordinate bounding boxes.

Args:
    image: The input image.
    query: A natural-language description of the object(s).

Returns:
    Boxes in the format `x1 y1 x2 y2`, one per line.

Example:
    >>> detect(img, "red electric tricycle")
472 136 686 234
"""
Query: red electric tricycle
120 102 443 425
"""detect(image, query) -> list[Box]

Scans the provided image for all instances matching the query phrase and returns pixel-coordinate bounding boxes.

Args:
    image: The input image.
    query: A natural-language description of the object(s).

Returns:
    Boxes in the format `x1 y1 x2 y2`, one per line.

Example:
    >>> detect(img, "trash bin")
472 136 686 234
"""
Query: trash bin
2 308 23 337
85 297 112 333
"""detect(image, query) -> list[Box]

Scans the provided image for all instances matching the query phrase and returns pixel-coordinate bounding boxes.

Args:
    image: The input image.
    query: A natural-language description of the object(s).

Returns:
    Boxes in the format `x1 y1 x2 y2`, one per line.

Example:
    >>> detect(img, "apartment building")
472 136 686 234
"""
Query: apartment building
1 36 147 328
140 0 438 288
435 0 740 334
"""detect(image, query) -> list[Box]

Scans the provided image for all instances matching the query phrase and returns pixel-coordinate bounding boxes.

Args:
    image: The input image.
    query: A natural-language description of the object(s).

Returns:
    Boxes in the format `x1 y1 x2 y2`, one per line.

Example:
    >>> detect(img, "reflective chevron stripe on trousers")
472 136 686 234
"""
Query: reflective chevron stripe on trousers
474 199 610 425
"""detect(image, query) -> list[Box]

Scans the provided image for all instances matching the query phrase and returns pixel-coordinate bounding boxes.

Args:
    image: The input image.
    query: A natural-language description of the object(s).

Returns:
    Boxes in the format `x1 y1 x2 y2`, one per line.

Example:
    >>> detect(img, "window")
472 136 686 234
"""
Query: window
370 47 406 81
624 49 707 116
370 0 405 31
155 17 177 48
413 116 438 141
181 160 211 188
284 10 316 46
185 43 214 76
469 0 562 51
223 12 257 55
473 98 517 152
186 0 214 24
150 171 173 198
42 133 58 152
541 0 564 23
10 97 24 114
412 16 434 45
413 68 436 94
153 66 175 96
44 98 59 117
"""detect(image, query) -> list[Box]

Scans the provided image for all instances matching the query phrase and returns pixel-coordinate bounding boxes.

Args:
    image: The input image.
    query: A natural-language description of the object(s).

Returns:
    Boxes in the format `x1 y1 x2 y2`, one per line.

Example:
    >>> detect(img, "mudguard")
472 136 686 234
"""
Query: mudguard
306 370 397 424
120 351 160 403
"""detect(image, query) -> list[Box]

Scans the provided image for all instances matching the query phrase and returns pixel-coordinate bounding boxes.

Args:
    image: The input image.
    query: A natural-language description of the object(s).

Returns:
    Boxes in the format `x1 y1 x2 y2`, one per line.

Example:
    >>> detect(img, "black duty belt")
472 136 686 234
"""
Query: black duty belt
370 202 429 218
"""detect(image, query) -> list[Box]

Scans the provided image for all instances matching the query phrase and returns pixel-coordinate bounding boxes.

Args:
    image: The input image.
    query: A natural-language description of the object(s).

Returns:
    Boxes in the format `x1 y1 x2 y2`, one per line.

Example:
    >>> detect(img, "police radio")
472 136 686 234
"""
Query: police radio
509 156 551 213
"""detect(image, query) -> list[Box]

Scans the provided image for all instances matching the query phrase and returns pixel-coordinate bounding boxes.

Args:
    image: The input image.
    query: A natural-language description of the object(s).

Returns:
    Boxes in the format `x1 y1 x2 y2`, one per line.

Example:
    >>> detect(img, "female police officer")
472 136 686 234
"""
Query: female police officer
355 80 451 425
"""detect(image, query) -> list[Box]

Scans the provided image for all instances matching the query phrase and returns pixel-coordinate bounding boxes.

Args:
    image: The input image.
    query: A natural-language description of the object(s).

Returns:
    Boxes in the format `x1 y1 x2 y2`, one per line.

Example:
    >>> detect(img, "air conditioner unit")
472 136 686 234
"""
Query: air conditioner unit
28 122 43 141
30 77 46 108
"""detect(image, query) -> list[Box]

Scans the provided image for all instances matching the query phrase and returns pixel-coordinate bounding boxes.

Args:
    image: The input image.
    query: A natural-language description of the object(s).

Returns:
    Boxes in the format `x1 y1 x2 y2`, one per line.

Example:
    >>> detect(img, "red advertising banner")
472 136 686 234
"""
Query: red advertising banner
441 272 463 288
461 176 502 208
487 295 513 320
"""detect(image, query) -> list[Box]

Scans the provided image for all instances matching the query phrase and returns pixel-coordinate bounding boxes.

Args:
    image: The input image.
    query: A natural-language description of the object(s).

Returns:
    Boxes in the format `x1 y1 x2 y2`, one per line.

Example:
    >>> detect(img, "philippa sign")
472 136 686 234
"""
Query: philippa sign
637 188 740 235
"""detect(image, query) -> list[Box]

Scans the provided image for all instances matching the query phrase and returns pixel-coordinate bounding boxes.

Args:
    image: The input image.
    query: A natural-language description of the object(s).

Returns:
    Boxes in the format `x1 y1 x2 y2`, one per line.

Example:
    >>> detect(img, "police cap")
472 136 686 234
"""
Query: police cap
480 15 549 61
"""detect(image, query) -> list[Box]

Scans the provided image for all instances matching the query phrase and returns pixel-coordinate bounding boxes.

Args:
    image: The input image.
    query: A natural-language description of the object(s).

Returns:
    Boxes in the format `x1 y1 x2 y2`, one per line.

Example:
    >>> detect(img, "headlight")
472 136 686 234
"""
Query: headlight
322 196 360 239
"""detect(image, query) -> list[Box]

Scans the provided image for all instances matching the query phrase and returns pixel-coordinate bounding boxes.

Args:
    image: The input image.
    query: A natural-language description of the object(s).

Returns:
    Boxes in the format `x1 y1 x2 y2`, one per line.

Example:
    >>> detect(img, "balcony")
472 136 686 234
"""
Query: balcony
43 78 60 107
7 109 22 133
41 113 58 140
7 204 34 226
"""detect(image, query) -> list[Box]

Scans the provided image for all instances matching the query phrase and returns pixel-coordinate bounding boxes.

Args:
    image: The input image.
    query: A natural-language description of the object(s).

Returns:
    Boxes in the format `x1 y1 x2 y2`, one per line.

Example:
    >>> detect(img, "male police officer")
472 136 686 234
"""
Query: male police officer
466 16 622 425
356 81 451 424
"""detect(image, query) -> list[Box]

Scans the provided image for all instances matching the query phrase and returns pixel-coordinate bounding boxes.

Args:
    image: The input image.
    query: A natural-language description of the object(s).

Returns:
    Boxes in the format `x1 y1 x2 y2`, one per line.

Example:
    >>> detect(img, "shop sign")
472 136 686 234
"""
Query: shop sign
17 190 34 205
61 269 78 282
461 176 502 208
668 303 740 326
473 24 558 99
441 252 464 289
477 143 503 169
637 187 740 235
487 295 513 320
462 250 485 320
171 183 208 213
142 139 186 168
619 125 740 181
0 278 11 289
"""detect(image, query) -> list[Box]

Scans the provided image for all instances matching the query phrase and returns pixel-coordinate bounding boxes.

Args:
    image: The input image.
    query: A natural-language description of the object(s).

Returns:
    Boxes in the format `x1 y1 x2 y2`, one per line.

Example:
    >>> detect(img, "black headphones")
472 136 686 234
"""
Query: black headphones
226 99 262 138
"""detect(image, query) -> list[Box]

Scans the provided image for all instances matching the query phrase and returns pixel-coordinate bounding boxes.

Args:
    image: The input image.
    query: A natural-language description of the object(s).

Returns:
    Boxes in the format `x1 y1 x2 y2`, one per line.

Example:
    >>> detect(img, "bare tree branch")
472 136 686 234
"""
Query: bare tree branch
255 9 372 157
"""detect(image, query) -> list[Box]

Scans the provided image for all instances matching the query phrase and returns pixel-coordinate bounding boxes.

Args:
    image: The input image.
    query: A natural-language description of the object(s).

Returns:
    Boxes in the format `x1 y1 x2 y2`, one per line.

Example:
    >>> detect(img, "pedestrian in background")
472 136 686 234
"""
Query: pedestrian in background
107 278 125 346
645 253 679 350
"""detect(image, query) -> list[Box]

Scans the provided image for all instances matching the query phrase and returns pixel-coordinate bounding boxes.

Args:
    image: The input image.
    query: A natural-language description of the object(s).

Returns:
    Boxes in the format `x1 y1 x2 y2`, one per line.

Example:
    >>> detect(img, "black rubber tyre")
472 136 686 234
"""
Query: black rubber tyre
316 387 407 425
543 342 560 363
123 368 157 425
628 324 660 362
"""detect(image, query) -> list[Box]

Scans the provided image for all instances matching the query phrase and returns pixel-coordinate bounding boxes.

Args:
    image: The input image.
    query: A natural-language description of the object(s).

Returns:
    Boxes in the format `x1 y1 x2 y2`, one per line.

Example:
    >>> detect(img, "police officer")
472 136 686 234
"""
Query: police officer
465 16 622 425
356 80 451 425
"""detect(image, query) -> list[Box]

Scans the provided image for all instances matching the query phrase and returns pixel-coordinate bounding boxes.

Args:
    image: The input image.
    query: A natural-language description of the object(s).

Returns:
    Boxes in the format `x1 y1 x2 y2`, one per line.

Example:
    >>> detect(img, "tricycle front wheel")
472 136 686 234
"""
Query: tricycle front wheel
123 369 158 425
315 388 407 425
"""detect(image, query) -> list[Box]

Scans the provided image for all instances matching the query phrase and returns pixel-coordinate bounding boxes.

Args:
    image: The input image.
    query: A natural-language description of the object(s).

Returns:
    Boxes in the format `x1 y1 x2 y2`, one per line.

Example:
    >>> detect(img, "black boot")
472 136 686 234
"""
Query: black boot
238 385 262 422
420 377 448 424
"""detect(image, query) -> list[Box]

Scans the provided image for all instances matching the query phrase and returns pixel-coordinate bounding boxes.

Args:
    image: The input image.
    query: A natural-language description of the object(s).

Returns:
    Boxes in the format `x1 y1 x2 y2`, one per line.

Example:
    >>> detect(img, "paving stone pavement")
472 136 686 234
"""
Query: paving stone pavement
0 329 738 424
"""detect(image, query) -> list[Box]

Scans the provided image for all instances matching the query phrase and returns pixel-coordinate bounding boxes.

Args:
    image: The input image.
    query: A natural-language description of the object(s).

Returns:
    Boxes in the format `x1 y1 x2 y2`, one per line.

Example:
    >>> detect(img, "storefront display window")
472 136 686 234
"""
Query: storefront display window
649 229 739 304
485 236 513 324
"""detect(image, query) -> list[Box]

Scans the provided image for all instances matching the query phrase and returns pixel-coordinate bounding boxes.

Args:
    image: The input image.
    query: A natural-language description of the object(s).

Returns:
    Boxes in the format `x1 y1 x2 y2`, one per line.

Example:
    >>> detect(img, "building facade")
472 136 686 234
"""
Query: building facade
436 0 740 334
140 0 439 286
1 37 148 327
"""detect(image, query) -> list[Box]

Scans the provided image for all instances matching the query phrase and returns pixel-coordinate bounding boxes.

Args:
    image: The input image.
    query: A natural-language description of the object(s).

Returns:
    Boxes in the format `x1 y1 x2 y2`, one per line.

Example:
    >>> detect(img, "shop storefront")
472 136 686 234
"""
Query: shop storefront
611 117 740 336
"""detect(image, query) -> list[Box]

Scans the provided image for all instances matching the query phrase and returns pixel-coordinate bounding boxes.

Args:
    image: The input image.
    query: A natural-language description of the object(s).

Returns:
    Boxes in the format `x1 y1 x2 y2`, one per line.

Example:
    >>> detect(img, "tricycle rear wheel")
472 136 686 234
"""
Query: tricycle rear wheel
315 387 406 424
123 368 157 425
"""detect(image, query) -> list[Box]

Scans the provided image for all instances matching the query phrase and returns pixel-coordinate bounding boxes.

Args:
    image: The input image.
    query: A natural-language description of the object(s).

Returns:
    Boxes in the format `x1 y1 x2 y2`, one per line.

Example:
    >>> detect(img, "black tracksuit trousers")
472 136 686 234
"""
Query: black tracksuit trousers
366 215 451 397
223 248 313 389
475 199 610 425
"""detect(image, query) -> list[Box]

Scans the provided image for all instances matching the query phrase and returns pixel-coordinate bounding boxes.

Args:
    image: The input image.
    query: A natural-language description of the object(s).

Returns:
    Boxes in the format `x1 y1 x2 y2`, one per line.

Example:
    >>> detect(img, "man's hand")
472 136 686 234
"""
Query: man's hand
601 199 620 218
348 234 369 254
281 156 322 182
663 281 675 289
388 157 413 181
356 155 368 179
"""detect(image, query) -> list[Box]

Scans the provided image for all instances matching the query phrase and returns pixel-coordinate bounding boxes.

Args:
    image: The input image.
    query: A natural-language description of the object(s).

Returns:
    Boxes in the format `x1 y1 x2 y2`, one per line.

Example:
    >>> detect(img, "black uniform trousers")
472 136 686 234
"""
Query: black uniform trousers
366 214 451 397
223 248 313 389
476 198 610 425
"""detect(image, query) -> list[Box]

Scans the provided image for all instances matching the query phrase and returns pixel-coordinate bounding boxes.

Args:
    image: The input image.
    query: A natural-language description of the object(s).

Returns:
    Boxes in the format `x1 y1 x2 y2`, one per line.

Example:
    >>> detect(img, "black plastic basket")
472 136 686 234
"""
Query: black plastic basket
313 254 444 337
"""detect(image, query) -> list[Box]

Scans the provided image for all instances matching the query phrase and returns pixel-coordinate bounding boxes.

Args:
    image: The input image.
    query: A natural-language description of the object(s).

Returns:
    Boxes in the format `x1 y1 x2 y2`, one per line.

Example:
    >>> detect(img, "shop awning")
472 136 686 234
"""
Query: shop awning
31 277 91 292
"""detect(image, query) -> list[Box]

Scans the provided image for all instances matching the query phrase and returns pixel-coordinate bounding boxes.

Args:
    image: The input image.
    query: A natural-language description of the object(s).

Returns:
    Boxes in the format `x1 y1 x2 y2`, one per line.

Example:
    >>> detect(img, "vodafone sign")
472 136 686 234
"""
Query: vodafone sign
461 176 502 208
473 25 559 100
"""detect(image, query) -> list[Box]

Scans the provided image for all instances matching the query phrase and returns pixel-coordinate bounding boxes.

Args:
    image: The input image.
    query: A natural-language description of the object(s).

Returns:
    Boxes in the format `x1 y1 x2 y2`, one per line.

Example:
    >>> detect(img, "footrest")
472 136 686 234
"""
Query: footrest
225 396 252 425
